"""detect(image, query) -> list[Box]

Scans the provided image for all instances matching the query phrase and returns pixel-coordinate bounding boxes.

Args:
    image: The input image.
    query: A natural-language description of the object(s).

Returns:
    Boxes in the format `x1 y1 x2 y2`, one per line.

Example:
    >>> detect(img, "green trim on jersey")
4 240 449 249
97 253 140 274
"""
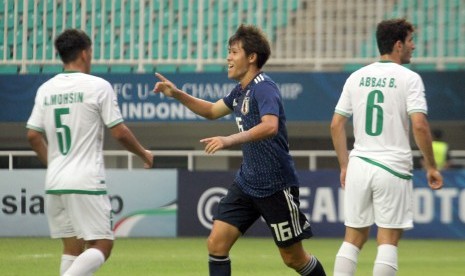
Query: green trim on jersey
408 109 427 115
107 119 124 128
377 60 394 63
26 124 44 132
46 189 107 195
62 70 80 73
357 156 412 180
335 109 351 118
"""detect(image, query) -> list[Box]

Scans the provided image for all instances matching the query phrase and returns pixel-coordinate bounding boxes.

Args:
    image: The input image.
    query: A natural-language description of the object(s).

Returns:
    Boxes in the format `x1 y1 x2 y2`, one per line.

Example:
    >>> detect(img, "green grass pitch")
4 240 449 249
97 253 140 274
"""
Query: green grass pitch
1 237 464 275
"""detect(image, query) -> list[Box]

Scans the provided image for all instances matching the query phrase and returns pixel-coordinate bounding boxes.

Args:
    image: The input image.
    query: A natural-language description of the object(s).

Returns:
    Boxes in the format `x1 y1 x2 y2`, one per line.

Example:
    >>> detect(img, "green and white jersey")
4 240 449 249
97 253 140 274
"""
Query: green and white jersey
335 61 427 176
26 72 123 194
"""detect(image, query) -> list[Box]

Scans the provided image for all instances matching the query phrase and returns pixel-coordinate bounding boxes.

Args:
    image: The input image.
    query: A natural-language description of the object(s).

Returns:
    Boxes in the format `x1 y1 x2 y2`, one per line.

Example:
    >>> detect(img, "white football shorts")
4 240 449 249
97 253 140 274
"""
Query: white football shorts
46 194 114 240
343 157 413 230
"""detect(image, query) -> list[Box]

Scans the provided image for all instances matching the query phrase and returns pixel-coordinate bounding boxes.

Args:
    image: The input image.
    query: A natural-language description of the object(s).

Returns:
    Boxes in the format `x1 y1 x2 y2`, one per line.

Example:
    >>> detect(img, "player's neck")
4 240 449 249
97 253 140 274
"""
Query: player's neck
379 54 401 65
63 63 88 74
239 68 261 89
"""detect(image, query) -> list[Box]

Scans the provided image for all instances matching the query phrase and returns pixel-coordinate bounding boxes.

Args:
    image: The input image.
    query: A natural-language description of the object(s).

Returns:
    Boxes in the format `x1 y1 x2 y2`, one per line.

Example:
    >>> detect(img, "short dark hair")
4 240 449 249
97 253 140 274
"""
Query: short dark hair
228 24 271 69
54 29 92 64
376 18 414 55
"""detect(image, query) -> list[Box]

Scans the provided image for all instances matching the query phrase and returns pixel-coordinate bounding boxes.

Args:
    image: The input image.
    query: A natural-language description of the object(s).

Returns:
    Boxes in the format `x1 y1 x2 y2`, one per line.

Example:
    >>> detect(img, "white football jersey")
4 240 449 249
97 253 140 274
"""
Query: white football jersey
27 72 123 193
335 61 427 175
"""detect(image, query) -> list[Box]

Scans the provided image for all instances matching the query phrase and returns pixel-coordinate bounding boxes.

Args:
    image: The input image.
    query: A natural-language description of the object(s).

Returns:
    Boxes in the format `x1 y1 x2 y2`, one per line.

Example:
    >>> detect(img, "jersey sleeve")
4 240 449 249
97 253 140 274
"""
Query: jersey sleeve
222 85 239 110
99 80 124 127
26 89 45 132
254 82 280 117
406 73 427 115
334 80 353 118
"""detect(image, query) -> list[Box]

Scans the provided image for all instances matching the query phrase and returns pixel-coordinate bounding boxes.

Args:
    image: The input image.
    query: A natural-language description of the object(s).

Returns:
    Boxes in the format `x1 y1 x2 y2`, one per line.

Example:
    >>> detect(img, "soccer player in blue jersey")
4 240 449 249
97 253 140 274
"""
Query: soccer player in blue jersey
153 24 326 276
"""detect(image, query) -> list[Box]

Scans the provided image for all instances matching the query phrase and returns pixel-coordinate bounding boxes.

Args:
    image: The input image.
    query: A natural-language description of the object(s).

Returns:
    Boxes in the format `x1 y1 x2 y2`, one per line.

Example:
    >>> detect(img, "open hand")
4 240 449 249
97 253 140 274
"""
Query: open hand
200 136 233 154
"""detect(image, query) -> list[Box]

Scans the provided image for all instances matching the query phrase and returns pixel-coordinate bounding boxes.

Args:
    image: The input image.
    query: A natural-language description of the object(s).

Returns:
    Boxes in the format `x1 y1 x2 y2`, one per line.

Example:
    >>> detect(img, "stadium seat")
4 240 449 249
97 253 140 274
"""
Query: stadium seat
26 65 42 73
444 63 463 70
109 64 133 73
178 64 197 72
143 64 156 73
0 65 18 74
1 0 462 74
406 63 437 71
202 64 226 72
155 64 178 73
342 64 365 72
92 64 110 73
42 65 63 73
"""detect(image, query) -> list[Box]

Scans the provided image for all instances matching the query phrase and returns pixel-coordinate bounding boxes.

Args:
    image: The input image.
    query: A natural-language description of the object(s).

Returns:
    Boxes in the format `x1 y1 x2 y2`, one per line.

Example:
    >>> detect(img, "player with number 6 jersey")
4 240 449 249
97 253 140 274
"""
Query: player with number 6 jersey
331 18 443 276
334 61 426 177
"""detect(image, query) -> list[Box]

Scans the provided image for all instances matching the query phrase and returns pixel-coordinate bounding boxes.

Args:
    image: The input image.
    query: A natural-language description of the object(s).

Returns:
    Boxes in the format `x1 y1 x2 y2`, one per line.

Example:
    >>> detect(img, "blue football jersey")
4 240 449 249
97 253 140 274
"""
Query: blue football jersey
223 73 299 197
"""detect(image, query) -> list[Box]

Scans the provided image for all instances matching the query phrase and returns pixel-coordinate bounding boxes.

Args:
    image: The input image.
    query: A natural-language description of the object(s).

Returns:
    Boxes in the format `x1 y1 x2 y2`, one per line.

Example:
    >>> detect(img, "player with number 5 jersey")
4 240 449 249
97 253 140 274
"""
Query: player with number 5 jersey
27 73 123 193
26 29 153 276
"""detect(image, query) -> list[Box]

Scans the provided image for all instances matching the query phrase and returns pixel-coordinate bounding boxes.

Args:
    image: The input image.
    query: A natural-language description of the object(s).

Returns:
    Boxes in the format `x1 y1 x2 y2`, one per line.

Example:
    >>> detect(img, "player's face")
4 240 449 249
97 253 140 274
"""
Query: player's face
400 32 415 64
227 41 251 82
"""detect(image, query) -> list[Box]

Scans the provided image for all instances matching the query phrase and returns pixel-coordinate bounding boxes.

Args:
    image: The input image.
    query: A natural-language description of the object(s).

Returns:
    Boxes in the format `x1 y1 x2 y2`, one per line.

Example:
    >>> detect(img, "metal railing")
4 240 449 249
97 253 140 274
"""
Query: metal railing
3 149 465 171
1 0 464 73
0 149 335 171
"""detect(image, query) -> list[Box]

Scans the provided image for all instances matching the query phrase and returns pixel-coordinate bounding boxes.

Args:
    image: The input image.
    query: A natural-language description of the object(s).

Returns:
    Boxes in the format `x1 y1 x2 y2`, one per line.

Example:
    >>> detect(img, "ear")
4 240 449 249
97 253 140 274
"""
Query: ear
248 53 257 64
394 40 403 52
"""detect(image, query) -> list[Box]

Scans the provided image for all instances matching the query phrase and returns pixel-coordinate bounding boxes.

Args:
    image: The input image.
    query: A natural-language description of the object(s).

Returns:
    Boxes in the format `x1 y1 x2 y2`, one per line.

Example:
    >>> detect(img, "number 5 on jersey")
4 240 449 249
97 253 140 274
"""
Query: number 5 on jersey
55 108 72 155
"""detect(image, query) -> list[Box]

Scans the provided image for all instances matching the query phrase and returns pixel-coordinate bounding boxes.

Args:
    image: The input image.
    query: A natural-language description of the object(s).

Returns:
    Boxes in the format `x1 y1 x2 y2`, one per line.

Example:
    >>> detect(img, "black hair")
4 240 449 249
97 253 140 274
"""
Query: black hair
228 24 271 69
376 18 414 55
54 29 92 64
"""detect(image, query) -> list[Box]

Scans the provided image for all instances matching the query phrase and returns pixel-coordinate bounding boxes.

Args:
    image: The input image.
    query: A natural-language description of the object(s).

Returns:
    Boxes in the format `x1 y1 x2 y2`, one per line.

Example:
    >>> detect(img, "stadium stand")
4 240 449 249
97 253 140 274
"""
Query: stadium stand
0 0 464 73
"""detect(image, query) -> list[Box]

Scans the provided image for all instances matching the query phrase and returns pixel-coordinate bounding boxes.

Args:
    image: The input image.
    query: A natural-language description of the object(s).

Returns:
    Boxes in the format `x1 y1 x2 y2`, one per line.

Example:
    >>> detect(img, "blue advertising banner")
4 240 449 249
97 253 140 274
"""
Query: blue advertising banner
0 71 464 122
177 169 465 239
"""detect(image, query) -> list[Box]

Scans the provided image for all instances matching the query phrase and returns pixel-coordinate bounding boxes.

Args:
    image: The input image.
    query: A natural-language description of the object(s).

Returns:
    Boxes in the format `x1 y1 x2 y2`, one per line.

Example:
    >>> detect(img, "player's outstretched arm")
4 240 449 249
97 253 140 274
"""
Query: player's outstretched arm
153 73 231 120
200 114 278 154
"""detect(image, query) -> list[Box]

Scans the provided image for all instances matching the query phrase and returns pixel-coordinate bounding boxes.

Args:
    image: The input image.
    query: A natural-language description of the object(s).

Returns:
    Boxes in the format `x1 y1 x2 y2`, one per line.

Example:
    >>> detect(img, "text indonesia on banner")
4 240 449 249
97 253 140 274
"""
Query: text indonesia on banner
0 72 464 122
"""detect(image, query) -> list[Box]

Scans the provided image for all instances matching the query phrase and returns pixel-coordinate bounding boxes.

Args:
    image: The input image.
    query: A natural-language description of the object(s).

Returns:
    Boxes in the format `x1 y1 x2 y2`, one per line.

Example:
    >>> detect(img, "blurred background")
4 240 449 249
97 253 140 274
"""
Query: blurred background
0 0 464 170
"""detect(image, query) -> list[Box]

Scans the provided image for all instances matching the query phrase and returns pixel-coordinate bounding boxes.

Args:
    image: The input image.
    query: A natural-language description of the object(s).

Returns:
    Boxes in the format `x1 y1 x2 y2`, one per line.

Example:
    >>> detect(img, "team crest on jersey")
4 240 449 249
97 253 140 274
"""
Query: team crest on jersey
241 90 250 115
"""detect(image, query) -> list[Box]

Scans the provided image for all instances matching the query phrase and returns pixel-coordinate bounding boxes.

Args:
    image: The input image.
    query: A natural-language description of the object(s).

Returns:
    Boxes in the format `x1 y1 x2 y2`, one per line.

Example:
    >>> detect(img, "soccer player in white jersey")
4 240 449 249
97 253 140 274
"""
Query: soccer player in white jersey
331 19 443 276
26 29 153 276
154 25 326 275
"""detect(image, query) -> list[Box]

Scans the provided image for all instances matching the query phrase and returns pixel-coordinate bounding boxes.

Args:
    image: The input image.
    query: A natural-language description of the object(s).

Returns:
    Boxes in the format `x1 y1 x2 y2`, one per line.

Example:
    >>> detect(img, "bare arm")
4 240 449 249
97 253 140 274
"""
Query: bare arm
330 113 349 188
200 114 279 154
153 72 231 120
110 123 153 168
411 112 443 190
27 129 48 165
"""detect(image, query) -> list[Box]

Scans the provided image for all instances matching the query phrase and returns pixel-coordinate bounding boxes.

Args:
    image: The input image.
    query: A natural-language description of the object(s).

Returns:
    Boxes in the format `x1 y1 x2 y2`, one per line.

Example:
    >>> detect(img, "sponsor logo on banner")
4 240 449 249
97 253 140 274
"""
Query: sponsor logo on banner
178 170 465 238
0 170 177 237
197 187 228 229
